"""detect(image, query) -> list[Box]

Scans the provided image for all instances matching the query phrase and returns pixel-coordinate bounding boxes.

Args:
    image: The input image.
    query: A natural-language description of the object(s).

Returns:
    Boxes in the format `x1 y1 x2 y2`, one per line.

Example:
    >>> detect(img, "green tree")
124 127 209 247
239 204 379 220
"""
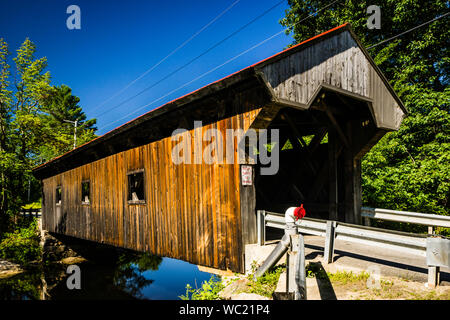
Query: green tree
280 1 449 216
39 84 97 162
0 38 49 234
9 39 51 213
0 38 13 233
0 38 97 235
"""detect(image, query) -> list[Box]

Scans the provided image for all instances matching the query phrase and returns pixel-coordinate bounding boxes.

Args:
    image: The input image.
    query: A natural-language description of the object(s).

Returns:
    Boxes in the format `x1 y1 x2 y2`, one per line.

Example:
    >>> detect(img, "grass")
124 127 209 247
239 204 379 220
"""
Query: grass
304 264 450 300
246 264 285 298
305 262 370 285
328 270 371 285
181 261 286 300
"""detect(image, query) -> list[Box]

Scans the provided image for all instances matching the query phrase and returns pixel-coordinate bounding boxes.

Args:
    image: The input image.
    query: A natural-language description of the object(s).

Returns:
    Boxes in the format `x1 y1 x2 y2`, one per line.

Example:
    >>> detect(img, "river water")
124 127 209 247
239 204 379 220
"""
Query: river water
0 254 217 300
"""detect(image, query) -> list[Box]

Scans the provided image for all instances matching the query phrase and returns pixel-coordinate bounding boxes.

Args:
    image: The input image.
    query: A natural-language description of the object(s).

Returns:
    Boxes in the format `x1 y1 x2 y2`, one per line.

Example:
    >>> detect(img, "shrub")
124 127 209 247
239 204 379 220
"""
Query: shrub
0 219 41 265
180 276 224 300
247 265 284 298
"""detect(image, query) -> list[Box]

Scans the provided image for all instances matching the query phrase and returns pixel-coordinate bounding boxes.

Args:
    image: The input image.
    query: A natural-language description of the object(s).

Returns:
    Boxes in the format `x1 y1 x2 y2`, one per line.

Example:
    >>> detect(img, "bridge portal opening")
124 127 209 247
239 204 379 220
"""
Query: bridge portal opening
254 90 378 224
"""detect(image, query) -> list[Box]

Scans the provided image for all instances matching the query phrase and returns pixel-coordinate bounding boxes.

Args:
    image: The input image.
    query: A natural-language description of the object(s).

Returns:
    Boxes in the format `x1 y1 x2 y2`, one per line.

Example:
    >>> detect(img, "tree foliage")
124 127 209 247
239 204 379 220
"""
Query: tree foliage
0 218 41 265
39 84 97 162
280 0 449 215
0 38 97 234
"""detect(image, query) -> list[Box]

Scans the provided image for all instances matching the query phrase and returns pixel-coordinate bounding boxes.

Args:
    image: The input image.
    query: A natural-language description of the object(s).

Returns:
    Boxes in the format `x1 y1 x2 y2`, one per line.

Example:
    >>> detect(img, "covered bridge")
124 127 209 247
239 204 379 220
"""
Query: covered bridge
33 24 407 273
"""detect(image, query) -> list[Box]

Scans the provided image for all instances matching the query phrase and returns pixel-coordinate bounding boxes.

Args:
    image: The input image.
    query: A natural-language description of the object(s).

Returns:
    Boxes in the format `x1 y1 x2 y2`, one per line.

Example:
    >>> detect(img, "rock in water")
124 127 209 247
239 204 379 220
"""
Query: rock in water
0 259 24 279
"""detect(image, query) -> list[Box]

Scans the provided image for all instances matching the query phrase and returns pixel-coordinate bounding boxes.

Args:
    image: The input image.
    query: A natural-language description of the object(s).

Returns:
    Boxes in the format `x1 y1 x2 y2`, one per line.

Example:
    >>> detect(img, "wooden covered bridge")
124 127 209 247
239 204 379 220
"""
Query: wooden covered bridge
33 24 407 273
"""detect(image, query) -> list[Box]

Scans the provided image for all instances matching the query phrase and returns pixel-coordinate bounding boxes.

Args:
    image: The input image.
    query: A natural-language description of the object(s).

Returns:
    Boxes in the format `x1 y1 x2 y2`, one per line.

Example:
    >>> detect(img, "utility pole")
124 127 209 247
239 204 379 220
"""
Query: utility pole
63 119 78 149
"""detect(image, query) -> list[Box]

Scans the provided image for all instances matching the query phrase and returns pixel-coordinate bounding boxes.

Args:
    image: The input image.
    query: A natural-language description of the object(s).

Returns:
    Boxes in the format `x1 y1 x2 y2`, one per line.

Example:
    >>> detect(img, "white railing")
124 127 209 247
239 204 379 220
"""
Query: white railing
361 207 450 228
19 208 42 218
262 211 427 255
257 209 450 287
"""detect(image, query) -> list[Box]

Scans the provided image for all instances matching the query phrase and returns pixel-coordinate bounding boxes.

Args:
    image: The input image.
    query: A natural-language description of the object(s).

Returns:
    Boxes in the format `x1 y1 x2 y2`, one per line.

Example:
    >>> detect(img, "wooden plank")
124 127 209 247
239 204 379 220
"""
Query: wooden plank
344 120 355 224
328 128 338 221
198 124 206 266
146 144 154 251
308 127 327 154
353 158 362 225
180 132 189 262
172 139 183 260
161 139 170 257
151 142 162 256
203 136 212 267
165 138 174 257
185 135 193 263
324 105 350 148
223 117 233 270
216 120 226 269
239 164 257 247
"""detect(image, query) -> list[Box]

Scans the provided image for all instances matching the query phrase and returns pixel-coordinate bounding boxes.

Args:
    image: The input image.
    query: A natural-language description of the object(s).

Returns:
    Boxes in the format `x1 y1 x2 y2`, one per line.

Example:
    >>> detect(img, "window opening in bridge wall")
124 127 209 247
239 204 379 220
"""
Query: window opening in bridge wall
81 180 90 205
127 169 145 204
56 186 62 205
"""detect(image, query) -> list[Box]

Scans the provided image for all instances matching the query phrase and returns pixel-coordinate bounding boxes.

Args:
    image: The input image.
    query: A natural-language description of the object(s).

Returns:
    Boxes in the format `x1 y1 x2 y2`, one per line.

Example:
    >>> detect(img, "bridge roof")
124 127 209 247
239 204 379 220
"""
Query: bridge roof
33 23 405 180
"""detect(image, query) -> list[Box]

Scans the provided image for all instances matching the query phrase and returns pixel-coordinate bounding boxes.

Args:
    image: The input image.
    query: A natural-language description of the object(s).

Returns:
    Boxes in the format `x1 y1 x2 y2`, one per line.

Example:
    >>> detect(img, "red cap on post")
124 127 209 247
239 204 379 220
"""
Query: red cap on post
294 204 306 221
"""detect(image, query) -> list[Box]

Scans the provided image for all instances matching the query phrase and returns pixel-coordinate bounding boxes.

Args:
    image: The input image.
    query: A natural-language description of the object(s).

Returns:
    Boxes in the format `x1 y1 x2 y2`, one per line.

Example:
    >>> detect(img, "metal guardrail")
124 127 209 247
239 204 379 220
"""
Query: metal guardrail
263 211 427 256
361 207 450 228
258 210 450 287
265 213 328 236
334 222 427 257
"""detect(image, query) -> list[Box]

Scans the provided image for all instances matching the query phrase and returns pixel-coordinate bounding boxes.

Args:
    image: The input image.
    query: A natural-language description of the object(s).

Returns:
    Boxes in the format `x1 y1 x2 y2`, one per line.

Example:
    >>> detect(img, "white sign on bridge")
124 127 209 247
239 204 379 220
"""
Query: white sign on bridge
241 165 252 186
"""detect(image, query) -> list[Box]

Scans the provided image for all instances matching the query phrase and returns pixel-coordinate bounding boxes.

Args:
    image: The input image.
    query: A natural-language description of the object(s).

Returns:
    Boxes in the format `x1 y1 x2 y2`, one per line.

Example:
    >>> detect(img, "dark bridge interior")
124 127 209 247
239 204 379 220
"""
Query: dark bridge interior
254 89 380 223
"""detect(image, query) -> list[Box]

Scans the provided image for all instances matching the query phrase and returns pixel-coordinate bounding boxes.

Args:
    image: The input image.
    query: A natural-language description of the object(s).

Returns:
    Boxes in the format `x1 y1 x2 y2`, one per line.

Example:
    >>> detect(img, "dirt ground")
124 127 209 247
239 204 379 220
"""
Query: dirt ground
334 277 450 300
307 262 450 300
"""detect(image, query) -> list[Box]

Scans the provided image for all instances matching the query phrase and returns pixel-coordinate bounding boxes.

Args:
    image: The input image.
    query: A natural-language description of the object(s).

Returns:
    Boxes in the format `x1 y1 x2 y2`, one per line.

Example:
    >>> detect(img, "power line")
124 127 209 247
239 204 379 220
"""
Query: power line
99 35 279 131
367 11 450 49
89 0 242 115
99 0 342 131
94 0 286 119
98 0 343 132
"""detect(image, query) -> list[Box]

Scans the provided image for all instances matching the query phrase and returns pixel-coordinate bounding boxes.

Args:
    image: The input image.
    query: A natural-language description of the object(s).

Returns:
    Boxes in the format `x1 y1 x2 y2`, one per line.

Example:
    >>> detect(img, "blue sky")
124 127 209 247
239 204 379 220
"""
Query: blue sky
0 0 294 135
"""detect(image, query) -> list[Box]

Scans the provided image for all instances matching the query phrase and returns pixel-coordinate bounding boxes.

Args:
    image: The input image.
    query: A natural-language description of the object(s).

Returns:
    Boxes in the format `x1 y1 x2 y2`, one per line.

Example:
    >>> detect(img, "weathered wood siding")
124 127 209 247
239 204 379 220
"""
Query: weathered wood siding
259 30 405 130
42 108 262 273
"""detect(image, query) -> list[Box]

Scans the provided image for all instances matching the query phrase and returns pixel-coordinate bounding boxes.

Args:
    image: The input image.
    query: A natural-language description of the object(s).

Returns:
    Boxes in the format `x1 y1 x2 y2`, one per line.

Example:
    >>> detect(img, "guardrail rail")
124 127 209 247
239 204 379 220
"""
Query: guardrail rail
361 207 450 229
19 208 42 219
